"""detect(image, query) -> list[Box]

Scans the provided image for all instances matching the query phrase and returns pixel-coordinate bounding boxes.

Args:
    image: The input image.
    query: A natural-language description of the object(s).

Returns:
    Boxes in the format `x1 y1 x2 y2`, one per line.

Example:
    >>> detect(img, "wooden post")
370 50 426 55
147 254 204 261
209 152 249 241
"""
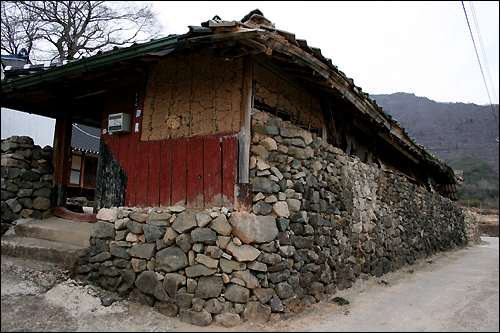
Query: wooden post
52 113 73 208
238 55 253 184
236 55 253 211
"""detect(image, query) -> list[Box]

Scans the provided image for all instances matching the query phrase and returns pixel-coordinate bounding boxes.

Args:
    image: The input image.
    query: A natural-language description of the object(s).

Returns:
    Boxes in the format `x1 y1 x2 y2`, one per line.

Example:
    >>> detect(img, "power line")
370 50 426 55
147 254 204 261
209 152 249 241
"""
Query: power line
461 1 499 134
469 1 498 104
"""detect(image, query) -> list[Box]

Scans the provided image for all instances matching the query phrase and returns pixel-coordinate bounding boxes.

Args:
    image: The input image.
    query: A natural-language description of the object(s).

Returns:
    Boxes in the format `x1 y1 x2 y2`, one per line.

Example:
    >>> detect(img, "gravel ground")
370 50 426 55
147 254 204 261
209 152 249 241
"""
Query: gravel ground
1 237 498 332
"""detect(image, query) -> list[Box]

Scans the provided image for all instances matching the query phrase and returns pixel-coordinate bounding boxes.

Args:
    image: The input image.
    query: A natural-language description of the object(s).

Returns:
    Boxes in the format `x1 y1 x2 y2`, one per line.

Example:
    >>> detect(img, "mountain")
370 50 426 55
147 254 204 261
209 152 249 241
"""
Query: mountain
370 92 499 206
370 93 499 173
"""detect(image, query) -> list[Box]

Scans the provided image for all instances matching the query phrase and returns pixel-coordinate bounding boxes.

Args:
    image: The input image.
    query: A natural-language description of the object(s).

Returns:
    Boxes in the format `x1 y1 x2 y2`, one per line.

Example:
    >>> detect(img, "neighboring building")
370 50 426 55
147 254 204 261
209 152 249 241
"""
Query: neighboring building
67 124 100 201
1 10 459 215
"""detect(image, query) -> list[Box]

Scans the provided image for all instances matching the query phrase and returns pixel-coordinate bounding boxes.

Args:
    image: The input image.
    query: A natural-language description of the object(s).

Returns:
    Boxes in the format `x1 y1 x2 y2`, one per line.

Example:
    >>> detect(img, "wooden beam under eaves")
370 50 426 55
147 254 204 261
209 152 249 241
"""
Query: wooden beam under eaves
378 132 420 164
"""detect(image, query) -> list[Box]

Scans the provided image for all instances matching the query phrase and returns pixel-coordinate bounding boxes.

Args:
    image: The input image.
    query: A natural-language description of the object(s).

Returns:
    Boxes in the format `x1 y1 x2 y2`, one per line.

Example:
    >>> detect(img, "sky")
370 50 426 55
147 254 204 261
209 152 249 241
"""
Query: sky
1 1 499 147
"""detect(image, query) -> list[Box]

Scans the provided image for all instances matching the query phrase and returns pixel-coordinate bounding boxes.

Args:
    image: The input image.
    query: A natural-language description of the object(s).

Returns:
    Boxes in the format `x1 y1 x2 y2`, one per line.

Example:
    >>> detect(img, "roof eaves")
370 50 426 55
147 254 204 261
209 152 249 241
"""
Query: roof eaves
1 34 183 94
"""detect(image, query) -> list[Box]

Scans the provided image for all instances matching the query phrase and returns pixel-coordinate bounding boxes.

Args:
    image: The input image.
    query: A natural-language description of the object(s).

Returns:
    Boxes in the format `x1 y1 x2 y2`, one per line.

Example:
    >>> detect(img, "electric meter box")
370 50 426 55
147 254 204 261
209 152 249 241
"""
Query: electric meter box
108 113 131 133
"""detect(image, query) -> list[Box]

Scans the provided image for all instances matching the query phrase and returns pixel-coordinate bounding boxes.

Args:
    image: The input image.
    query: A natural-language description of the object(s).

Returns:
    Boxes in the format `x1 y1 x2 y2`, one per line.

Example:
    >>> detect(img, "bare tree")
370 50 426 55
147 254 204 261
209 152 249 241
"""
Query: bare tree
1 1 164 62
1 1 40 57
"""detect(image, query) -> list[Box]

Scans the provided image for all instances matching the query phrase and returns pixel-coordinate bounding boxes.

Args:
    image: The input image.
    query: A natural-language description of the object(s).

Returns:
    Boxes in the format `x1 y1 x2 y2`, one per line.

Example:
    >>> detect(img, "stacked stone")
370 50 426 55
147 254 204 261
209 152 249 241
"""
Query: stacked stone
79 109 468 327
80 205 297 327
248 108 467 291
1 136 54 226
461 210 481 245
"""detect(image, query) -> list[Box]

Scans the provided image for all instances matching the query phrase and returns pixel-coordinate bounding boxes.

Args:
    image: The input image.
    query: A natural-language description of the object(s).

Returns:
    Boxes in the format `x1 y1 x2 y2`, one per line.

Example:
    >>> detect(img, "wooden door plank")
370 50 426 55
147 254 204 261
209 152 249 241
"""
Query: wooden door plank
203 135 222 207
222 135 238 208
159 139 172 207
135 141 150 207
171 138 187 206
148 140 161 207
186 137 204 208
125 143 138 207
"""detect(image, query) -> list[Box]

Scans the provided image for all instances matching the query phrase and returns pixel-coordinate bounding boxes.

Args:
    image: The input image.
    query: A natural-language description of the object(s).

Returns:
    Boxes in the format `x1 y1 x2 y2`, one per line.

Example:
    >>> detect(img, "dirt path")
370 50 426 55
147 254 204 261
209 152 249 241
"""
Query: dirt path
1 237 498 332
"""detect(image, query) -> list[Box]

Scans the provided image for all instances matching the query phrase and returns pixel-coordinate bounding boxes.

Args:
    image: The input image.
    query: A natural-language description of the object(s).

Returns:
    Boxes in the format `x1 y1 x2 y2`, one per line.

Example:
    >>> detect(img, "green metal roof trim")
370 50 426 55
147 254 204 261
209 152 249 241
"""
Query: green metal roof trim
1 34 182 93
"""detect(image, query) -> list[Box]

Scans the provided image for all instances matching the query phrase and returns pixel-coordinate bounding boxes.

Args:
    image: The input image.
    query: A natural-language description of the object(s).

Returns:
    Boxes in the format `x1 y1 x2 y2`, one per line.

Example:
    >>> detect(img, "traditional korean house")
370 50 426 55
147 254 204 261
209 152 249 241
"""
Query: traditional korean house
1 10 459 218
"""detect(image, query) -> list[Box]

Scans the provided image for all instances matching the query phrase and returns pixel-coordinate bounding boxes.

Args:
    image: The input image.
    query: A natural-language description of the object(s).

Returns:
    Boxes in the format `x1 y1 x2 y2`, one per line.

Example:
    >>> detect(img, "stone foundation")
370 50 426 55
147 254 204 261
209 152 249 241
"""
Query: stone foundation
77 110 469 326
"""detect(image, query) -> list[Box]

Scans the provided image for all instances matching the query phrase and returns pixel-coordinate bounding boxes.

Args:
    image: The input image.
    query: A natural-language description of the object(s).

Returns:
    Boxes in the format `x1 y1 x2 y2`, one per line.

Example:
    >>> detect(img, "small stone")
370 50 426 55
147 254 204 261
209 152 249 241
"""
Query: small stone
195 254 218 269
196 213 212 227
226 242 261 262
155 300 179 317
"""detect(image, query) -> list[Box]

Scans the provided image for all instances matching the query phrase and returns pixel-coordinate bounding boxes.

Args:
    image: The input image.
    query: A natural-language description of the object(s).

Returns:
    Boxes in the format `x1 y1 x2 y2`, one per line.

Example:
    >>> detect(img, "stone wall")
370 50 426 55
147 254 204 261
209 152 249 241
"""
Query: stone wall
78 109 469 327
1 136 54 226
463 210 481 244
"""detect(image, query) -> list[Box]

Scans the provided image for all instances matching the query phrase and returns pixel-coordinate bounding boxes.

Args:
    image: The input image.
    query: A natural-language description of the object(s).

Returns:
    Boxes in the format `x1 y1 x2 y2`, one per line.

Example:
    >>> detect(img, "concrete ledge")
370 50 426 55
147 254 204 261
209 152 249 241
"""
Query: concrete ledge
1 236 87 270
14 217 93 247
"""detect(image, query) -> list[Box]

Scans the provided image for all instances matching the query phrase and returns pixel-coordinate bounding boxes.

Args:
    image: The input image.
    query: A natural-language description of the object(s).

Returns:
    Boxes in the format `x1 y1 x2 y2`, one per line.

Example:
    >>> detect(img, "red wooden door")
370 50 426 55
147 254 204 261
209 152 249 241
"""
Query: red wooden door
115 131 237 208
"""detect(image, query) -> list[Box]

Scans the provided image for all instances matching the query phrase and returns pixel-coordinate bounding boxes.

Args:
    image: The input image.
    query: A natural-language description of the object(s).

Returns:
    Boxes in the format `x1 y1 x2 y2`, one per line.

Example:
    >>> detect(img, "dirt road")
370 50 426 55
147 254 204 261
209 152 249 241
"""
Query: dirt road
1 237 498 332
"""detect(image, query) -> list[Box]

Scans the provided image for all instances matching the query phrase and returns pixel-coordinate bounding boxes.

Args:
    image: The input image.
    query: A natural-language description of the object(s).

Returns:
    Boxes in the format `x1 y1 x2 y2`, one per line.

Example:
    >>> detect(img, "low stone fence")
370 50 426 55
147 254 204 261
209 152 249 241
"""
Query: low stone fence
77 110 468 327
462 210 481 244
1 136 54 226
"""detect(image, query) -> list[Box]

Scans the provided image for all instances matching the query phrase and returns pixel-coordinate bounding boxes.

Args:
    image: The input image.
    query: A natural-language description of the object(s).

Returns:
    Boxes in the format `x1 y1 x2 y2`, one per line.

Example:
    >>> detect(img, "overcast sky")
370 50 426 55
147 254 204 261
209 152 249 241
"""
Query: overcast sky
2 1 499 147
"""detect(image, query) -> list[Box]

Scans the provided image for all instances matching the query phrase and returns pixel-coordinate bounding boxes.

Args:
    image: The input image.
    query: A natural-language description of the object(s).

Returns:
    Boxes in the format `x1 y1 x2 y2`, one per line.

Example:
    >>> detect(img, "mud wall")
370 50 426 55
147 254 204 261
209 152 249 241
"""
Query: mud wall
77 109 469 327
141 52 243 141
253 62 323 133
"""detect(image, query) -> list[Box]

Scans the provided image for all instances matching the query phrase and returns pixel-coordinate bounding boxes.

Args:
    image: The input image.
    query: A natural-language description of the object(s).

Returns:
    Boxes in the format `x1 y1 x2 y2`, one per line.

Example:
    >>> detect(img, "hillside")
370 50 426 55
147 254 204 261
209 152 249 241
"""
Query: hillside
371 93 499 172
371 92 499 206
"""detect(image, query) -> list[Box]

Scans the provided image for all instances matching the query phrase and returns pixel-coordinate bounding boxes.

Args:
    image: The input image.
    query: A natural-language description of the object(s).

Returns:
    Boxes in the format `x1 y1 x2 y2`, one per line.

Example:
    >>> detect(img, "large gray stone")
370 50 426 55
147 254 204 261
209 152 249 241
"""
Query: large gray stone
96 208 120 222
134 271 160 295
204 298 223 314
208 214 232 236
143 224 165 243
214 312 242 327
275 282 294 299
195 276 224 299
90 221 116 239
179 309 212 327
171 212 197 233
224 284 250 303
154 300 179 317
252 200 273 215
185 264 217 278
163 273 186 298
125 219 144 234
126 243 156 260
129 288 155 307
219 258 246 273
175 233 192 253
251 177 280 193
109 245 130 259
243 301 271 324
254 288 274 304
191 227 217 244
232 269 259 289
146 211 171 226
32 197 51 210
229 212 278 244
156 246 188 272
174 293 194 309
129 211 148 222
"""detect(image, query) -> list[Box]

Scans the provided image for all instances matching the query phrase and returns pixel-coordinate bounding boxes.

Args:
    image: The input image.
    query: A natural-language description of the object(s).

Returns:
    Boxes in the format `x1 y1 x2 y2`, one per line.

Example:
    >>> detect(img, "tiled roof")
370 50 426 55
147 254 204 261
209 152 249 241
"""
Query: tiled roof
71 123 100 154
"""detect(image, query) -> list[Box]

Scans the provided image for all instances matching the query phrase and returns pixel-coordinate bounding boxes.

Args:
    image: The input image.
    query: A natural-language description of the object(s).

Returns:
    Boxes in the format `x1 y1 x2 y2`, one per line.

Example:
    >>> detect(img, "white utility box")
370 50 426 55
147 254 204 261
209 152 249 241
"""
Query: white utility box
108 113 131 133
